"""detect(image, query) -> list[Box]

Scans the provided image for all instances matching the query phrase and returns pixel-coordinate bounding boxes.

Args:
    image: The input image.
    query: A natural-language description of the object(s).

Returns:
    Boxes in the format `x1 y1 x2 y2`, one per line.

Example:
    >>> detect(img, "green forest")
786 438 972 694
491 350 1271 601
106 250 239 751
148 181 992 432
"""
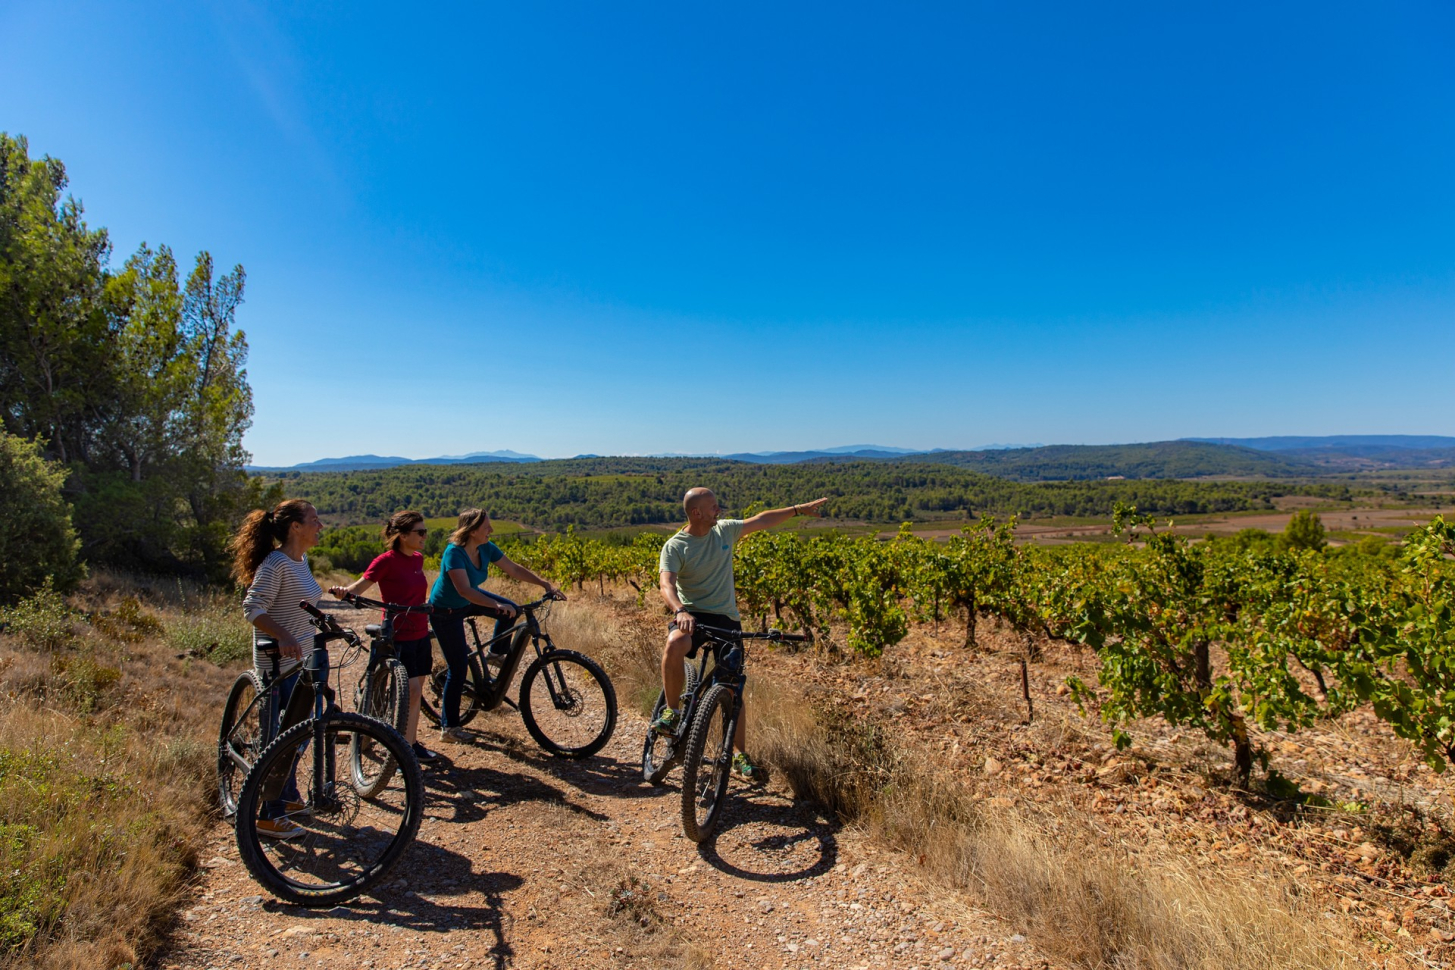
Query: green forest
909 440 1312 479
0 133 269 597
276 457 1367 532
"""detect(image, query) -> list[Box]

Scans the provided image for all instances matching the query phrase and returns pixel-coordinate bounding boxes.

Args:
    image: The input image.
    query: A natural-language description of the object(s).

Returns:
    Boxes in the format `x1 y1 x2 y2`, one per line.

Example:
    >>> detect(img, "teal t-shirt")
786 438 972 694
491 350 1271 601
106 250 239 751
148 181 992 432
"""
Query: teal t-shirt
429 541 504 608
658 519 746 620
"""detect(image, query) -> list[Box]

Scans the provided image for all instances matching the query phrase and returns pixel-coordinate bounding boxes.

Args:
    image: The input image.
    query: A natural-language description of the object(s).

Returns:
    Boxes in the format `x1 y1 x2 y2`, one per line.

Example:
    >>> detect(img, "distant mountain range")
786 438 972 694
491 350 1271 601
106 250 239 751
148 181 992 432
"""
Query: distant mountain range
248 450 541 472
250 436 1455 478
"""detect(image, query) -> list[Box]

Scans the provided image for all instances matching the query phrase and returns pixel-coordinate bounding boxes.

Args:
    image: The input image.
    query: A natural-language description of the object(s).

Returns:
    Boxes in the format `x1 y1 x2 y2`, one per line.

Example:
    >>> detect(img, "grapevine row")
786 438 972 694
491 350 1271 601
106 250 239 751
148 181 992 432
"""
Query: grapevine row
497 515 1455 782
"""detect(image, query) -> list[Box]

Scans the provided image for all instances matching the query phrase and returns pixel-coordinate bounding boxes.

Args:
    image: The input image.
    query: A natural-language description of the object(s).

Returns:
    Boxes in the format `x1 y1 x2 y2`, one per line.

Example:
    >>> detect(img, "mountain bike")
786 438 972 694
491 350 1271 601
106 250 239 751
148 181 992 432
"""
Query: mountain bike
218 602 379 812
333 591 434 795
420 595 618 758
232 600 423 906
640 624 807 842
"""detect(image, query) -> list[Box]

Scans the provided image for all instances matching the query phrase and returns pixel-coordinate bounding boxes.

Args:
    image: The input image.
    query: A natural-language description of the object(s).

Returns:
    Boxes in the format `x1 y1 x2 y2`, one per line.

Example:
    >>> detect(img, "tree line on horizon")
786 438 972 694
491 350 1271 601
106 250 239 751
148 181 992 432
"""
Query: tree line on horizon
0 133 270 599
277 457 1365 533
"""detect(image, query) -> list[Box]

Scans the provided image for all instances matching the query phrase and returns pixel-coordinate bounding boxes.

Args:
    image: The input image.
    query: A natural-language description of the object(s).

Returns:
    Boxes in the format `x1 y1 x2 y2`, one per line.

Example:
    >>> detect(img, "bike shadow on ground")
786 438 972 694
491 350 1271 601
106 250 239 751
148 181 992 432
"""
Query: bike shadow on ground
261 838 524 969
421 753 611 826
693 786 839 883
443 722 675 802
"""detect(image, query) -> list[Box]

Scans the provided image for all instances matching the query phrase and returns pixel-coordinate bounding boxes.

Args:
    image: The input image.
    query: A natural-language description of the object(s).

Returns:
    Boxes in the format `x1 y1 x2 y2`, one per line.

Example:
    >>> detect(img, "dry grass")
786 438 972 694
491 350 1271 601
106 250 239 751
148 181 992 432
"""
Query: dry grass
533 583 1364 970
0 573 241 970
751 692 1362 970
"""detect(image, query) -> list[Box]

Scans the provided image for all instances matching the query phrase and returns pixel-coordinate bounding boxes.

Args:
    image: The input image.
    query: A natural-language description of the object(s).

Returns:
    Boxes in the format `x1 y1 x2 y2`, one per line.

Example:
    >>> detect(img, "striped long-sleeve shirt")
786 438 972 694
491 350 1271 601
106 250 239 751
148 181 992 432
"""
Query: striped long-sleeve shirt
242 550 323 677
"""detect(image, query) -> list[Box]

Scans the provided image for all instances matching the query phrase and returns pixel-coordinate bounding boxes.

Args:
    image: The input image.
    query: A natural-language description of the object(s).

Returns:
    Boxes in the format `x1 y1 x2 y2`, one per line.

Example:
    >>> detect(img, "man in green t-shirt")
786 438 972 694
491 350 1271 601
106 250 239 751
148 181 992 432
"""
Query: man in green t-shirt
655 487 828 780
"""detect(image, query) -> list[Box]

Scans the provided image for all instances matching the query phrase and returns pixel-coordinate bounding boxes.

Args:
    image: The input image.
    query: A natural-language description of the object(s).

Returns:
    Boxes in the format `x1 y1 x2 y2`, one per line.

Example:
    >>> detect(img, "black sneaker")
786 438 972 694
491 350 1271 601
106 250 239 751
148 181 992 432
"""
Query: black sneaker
411 741 440 763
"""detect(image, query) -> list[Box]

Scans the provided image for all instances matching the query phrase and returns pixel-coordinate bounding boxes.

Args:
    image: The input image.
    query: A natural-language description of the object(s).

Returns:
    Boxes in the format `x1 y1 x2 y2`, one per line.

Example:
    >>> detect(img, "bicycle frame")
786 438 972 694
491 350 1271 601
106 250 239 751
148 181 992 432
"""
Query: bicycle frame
459 599 560 712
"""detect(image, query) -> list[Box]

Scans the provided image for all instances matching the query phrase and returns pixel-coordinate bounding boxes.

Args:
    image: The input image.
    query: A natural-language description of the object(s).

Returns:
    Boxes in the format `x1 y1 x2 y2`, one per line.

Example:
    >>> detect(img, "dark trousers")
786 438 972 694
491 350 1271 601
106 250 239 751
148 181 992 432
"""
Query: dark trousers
429 597 516 728
430 612 471 729
259 651 330 814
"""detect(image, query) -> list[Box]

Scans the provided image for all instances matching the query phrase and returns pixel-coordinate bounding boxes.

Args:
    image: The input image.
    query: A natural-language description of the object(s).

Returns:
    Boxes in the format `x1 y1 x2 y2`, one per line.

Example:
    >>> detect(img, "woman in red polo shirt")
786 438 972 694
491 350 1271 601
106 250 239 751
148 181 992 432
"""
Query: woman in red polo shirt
330 510 439 762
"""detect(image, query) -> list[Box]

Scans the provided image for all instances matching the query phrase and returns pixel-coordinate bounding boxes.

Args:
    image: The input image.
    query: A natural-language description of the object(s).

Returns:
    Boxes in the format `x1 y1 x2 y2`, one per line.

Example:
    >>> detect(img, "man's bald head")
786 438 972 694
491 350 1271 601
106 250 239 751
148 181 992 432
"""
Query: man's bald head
683 488 717 518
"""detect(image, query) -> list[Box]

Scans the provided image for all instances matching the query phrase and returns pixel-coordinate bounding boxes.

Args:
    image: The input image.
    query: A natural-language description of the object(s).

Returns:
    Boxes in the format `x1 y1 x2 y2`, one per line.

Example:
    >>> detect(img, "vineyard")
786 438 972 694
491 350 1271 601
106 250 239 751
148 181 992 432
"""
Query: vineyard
491 513 1455 785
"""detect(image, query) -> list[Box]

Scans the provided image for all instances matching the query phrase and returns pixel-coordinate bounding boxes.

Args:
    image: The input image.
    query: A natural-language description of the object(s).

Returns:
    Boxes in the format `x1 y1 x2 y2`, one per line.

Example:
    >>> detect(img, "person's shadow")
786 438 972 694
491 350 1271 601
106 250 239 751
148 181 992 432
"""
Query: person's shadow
421 753 611 825
693 786 839 883
262 839 525 969
442 721 673 802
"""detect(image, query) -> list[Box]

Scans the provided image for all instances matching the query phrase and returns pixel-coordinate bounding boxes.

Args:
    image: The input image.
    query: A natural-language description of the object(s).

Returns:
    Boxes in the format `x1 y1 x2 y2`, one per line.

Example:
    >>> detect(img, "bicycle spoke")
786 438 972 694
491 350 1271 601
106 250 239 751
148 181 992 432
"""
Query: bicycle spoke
247 719 417 897
520 652 616 757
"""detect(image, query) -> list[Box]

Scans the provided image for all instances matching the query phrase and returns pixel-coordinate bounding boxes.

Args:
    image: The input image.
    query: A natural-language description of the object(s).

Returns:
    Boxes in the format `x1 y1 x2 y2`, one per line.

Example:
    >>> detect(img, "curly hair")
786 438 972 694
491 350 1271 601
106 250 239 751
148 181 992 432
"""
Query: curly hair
230 499 314 584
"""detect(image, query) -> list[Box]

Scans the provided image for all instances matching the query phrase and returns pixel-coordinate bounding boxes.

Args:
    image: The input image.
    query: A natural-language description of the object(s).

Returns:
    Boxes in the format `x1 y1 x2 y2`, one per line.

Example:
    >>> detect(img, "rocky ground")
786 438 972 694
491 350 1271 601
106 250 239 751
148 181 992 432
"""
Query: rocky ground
161 594 1455 970
781 617 1455 969
160 607 1054 970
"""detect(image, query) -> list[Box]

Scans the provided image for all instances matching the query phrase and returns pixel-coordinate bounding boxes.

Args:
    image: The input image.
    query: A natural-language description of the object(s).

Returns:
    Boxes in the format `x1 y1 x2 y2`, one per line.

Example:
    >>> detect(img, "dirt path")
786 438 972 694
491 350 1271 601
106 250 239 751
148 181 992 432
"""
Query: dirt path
160 697 1052 969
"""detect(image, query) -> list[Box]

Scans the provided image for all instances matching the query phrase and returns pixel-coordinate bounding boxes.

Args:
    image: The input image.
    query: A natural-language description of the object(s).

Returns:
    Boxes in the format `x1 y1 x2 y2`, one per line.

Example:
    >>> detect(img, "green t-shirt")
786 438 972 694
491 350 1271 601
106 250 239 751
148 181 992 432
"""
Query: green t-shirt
658 519 746 619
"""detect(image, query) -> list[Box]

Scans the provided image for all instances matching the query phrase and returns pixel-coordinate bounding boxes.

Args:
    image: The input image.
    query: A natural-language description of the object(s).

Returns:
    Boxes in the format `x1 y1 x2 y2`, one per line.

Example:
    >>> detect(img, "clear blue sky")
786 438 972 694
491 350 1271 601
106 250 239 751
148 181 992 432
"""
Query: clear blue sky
4 2 1452 464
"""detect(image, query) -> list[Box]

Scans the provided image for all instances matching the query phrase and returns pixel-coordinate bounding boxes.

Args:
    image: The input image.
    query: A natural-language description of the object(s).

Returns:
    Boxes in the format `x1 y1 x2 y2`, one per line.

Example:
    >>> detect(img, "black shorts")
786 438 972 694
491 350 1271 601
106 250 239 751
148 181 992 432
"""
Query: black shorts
395 635 433 679
668 611 741 659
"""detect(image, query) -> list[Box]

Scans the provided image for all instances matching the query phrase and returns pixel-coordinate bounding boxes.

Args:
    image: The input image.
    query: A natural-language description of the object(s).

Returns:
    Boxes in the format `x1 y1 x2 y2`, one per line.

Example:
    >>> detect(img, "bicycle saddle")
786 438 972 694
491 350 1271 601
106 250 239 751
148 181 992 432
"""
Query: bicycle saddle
365 624 383 637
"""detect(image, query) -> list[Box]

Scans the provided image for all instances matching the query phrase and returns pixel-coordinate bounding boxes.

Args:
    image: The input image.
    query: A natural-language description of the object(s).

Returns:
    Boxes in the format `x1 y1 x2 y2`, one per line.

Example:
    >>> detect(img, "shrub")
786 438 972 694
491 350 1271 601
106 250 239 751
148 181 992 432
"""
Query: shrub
164 604 252 665
0 432 81 604
50 652 122 713
0 579 79 650
1283 510 1327 551
88 597 164 643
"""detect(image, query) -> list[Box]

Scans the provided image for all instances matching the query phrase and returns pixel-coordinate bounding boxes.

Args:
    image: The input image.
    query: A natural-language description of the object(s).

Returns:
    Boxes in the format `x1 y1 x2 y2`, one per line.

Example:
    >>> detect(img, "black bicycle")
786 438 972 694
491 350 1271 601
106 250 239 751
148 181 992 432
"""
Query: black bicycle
420 595 618 758
641 624 807 842
334 592 433 795
230 601 423 906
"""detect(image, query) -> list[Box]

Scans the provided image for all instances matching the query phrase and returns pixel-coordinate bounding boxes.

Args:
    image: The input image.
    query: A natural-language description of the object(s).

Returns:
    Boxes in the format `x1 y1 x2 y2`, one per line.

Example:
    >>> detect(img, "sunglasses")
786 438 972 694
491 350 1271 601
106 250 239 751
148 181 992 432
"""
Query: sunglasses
407 527 429 536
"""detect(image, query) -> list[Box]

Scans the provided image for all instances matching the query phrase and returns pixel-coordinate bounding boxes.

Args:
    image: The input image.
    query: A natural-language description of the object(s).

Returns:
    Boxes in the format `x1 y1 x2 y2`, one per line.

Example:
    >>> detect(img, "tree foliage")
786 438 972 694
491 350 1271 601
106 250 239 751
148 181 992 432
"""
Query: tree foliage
275 457 1363 531
0 431 81 602
1282 509 1327 551
0 133 264 579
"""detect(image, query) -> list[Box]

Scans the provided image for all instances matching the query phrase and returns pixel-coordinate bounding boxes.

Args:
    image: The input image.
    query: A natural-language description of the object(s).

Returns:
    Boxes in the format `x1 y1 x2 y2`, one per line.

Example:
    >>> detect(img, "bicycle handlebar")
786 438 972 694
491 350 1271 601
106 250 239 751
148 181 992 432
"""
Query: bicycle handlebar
695 624 810 643
336 591 435 615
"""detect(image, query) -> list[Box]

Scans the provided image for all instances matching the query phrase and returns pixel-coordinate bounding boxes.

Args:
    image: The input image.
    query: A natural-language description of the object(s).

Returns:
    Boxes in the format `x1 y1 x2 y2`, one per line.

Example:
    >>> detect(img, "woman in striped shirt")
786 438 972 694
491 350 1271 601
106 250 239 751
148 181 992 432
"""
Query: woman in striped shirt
230 498 325 839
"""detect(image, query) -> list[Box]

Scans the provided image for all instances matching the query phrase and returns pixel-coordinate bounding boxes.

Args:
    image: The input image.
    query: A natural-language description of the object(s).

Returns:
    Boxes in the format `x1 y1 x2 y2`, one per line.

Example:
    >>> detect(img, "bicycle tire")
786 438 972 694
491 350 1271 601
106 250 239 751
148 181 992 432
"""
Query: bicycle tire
218 669 266 818
350 660 410 797
679 683 738 843
235 712 423 907
420 654 487 728
642 661 700 785
519 650 617 758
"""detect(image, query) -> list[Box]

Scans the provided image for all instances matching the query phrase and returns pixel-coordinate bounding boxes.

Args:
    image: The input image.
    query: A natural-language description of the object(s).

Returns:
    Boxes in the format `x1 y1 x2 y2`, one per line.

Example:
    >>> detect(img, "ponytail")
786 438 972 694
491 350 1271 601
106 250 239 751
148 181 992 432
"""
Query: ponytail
230 499 314 584
381 510 425 552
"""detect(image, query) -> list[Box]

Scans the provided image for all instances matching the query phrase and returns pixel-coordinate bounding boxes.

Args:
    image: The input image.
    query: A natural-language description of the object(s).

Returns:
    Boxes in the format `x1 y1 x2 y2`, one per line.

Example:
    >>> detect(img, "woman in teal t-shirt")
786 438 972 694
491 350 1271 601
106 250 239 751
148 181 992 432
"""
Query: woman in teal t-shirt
427 508 563 741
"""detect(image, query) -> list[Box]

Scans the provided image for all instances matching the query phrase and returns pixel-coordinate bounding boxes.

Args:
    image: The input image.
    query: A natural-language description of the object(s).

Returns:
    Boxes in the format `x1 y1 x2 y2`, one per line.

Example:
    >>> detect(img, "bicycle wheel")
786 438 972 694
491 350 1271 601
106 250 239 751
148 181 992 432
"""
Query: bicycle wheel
679 683 737 843
218 670 266 818
235 712 423 907
350 660 410 797
643 661 699 785
420 654 487 727
519 650 617 758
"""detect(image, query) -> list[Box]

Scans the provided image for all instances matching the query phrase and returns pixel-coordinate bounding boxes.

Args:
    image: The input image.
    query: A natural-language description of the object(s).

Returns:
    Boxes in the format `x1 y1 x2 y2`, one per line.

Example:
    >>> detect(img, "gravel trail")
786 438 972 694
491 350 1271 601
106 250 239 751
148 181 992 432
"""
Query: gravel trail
163 696 1051 970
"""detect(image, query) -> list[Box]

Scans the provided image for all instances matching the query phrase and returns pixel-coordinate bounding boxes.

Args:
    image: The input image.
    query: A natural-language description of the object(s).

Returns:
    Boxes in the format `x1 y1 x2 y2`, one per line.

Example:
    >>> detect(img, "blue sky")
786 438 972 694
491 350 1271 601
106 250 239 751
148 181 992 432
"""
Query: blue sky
4 2 1452 464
